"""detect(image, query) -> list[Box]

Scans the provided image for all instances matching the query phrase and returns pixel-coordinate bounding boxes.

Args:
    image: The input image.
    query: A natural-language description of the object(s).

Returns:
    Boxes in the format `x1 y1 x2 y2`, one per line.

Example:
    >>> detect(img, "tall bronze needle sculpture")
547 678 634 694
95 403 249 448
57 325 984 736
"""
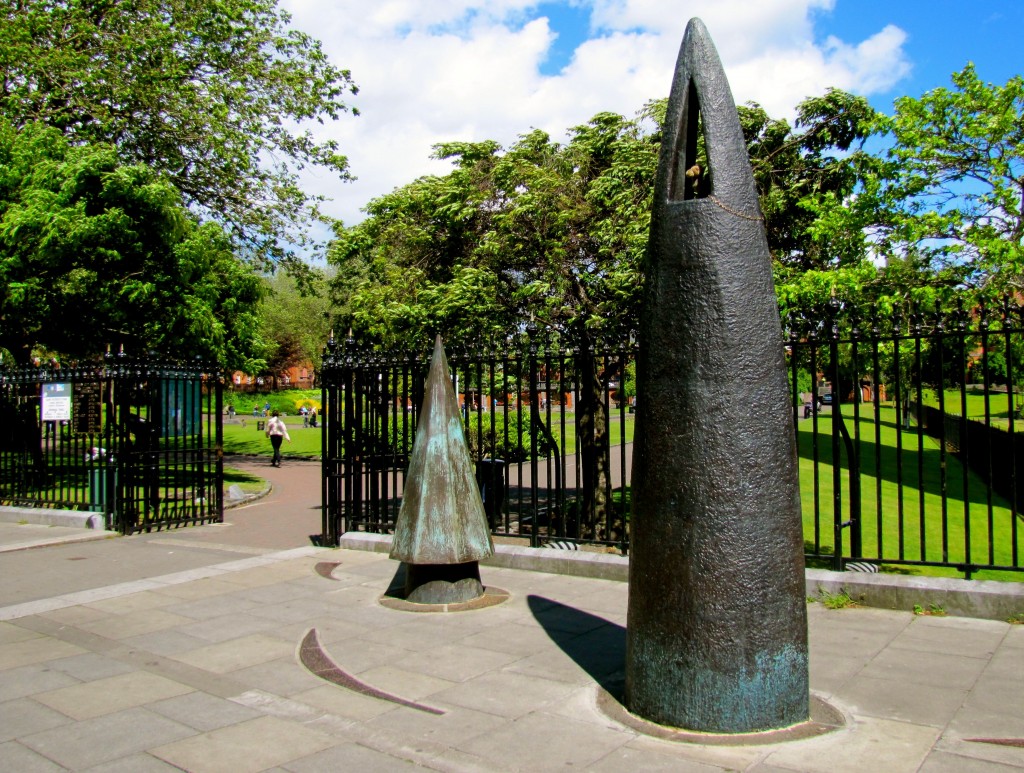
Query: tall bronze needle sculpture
626 18 809 733
390 336 494 604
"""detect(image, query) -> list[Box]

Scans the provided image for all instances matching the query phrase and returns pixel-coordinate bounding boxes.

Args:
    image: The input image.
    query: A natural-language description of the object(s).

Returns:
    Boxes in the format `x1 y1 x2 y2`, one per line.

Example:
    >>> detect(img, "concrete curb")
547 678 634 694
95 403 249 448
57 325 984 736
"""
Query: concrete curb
806 568 1024 622
0 505 107 530
337 532 1024 622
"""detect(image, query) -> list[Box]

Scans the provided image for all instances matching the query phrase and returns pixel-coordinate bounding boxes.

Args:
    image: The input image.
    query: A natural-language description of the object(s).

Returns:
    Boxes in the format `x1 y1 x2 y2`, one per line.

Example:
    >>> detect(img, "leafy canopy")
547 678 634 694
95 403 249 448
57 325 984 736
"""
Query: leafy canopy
0 0 358 266
258 269 334 377
331 93 880 345
877 64 1024 294
0 120 264 367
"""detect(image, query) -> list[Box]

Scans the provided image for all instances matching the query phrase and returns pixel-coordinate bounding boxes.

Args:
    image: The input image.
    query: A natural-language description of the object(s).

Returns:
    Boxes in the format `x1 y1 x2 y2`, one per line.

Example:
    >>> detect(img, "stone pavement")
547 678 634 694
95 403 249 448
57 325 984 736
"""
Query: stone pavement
1 460 1023 771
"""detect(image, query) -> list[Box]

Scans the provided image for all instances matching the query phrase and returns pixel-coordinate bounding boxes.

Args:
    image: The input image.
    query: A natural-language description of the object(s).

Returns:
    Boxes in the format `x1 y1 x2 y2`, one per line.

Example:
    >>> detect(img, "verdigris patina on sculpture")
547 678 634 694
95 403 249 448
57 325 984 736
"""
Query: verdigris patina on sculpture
625 18 809 733
390 336 494 604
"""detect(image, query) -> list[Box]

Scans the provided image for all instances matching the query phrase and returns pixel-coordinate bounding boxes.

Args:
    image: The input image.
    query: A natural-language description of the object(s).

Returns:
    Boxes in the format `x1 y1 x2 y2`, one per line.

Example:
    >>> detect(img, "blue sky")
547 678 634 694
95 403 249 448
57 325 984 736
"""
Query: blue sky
280 0 1023 229
813 0 1023 109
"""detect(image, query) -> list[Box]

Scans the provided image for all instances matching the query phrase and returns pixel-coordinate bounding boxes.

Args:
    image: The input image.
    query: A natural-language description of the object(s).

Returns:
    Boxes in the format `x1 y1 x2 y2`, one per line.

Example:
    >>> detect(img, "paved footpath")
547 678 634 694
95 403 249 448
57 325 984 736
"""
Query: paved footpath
1 461 1023 771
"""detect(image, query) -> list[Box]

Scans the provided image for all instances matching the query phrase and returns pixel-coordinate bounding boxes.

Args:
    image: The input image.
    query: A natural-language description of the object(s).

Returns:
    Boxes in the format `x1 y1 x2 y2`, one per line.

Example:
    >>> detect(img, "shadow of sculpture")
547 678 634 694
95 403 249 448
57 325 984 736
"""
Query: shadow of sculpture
526 594 625 697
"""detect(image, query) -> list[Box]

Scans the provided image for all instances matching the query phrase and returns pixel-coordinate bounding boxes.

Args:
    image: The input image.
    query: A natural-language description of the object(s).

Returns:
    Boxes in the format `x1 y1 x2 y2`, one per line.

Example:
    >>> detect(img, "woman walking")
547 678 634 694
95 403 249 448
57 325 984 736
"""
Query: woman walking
265 410 291 467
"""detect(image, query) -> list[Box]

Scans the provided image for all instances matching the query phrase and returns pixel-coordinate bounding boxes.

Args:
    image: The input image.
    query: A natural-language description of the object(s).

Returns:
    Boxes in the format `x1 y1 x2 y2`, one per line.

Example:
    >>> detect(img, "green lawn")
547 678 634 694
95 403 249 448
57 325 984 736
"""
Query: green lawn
798 404 1024 581
221 415 322 458
530 410 635 457
216 401 1024 580
223 466 268 495
919 386 1022 430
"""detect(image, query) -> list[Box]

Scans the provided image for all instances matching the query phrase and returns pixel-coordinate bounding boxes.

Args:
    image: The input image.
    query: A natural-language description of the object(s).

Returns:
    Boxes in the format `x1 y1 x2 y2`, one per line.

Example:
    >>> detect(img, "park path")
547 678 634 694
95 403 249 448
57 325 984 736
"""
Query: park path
203 455 324 550
206 440 635 551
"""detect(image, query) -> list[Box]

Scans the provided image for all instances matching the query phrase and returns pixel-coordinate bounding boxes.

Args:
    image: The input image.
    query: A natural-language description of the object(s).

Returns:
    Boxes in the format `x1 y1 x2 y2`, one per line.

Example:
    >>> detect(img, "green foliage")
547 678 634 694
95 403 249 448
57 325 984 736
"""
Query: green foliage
878 65 1024 294
786 65 1024 317
226 389 321 416
814 588 859 609
745 90 879 273
333 92 886 345
258 270 334 378
0 0 357 266
621 361 637 402
913 603 947 617
465 411 552 463
0 120 264 366
787 368 814 404
330 114 658 347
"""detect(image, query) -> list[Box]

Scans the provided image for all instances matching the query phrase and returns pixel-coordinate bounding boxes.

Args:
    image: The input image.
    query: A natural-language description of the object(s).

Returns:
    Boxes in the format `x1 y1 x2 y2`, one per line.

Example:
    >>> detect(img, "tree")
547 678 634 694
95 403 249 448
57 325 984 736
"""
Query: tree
332 114 658 344
872 64 1024 295
331 113 659 537
0 120 264 367
0 0 358 266
330 96 885 535
777 68 1024 411
258 270 334 385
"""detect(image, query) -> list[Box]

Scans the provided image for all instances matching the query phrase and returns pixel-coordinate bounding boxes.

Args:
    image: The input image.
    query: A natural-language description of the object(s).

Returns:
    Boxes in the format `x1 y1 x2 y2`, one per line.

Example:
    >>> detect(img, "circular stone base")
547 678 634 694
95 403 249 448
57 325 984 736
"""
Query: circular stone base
597 690 847 746
379 586 511 613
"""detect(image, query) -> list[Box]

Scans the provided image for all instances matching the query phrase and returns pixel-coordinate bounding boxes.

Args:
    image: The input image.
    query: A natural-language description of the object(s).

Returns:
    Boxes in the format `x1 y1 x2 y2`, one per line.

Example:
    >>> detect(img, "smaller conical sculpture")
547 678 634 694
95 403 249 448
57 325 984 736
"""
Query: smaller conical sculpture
390 336 494 603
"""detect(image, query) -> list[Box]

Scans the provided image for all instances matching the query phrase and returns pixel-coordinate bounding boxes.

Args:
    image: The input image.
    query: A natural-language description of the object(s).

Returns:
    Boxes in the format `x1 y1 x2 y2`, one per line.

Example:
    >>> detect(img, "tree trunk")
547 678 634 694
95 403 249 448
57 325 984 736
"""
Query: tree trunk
575 337 610 540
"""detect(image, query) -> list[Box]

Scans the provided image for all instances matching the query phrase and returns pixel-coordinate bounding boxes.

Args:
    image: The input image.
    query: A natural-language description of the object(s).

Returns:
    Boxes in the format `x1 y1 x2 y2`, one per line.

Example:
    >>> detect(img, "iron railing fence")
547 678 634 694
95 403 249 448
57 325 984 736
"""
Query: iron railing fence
321 335 635 551
786 296 1024 578
322 297 1024 578
0 353 223 534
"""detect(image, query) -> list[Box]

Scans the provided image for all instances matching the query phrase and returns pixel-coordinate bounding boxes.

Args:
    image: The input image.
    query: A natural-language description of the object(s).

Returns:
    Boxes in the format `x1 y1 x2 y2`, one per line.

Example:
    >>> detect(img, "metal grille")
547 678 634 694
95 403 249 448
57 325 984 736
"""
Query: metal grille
787 296 1024 578
321 336 634 552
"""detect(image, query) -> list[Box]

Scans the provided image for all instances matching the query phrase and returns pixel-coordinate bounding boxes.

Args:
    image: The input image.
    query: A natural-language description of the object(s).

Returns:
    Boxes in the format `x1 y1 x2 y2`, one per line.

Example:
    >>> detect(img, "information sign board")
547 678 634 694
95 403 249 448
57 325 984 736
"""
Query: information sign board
41 383 72 421
73 382 102 434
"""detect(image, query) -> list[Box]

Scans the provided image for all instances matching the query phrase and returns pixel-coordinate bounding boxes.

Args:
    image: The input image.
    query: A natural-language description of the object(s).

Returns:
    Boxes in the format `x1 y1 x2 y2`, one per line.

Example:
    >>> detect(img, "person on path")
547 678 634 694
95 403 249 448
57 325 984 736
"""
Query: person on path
265 410 291 467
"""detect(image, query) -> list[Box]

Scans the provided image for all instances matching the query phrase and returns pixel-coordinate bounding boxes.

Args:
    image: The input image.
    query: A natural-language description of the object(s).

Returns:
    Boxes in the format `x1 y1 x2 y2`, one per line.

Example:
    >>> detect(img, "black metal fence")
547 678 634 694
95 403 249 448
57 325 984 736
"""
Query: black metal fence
322 298 1024 578
321 335 634 551
787 297 1024 578
0 354 223 534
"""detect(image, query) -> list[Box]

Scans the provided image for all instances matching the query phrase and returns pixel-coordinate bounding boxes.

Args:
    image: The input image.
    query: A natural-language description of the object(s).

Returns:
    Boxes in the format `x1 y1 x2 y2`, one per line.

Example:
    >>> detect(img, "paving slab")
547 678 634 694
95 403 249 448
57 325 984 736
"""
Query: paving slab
0 697 72 742
0 740 67 772
1 546 1023 771
18 707 196 770
33 670 194 720
2 461 1024 772
148 715 341 773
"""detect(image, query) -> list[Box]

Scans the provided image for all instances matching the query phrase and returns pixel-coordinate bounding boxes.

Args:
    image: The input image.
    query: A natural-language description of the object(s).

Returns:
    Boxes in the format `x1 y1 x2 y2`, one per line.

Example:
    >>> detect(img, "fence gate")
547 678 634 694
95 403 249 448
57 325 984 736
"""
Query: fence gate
0 354 223 534
321 342 425 546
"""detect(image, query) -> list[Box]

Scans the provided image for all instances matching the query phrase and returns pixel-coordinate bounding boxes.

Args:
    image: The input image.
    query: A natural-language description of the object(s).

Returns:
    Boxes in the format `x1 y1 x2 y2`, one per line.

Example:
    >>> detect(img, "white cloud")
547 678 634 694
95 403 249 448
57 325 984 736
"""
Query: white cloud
279 0 910 228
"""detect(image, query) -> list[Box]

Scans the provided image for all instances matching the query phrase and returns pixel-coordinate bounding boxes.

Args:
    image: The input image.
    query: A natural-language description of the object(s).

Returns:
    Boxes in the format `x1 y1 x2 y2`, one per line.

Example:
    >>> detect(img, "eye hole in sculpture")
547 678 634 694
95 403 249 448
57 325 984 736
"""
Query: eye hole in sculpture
670 79 712 202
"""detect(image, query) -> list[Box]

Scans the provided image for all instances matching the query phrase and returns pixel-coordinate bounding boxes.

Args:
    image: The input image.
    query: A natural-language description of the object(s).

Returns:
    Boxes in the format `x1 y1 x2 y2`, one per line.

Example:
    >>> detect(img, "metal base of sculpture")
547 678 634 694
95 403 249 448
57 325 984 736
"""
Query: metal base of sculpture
403 561 485 604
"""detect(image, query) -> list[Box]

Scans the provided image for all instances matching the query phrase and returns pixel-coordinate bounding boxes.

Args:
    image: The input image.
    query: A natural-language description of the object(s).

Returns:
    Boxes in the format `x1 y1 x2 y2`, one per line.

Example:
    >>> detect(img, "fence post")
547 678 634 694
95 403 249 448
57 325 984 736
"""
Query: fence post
828 298 844 570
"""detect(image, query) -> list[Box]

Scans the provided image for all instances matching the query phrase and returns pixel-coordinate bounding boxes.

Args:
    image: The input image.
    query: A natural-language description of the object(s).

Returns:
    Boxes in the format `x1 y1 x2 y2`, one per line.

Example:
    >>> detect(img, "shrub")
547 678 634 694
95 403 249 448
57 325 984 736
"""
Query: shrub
465 412 555 462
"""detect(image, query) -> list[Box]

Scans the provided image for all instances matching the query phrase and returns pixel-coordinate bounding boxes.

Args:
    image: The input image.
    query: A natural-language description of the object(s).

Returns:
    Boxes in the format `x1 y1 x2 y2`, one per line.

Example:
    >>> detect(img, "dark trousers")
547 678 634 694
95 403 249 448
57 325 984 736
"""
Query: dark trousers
270 435 283 465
